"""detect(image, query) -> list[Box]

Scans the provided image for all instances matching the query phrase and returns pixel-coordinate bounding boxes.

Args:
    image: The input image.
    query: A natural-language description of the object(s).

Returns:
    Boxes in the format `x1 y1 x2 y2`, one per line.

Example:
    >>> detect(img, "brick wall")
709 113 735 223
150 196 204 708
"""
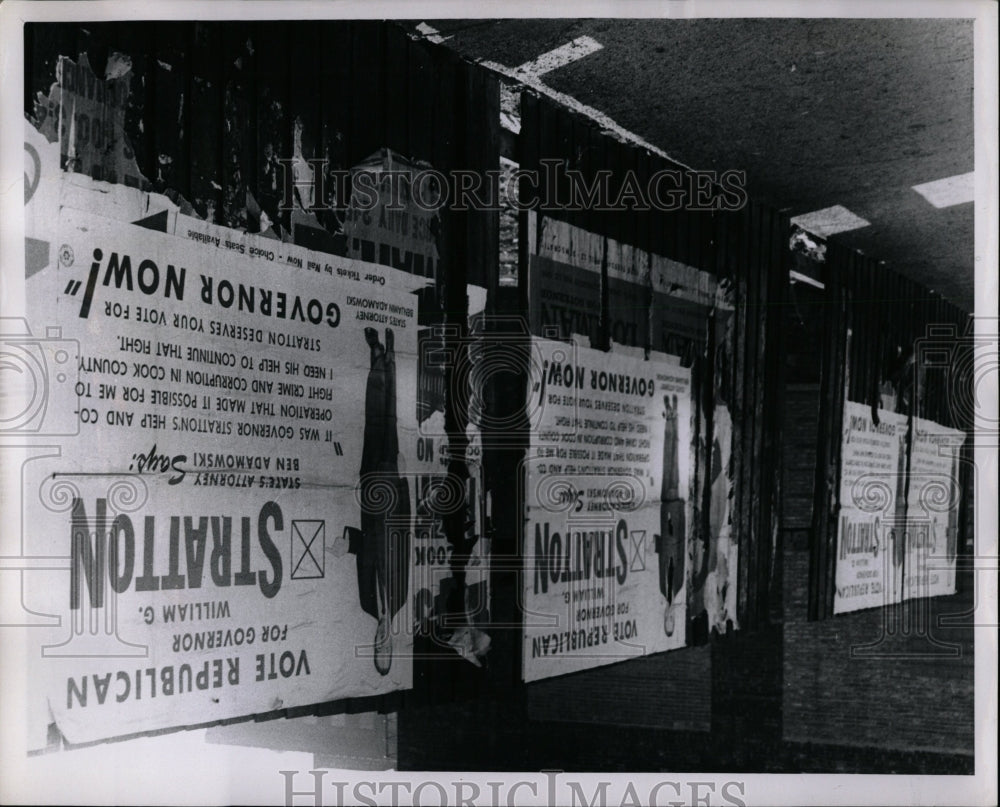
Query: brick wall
526 645 712 731
779 385 974 758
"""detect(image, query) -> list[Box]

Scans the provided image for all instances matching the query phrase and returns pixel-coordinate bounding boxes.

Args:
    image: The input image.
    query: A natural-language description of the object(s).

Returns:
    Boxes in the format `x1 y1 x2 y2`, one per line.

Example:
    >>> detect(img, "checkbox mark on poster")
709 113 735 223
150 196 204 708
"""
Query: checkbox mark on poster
291 520 325 579
630 530 646 572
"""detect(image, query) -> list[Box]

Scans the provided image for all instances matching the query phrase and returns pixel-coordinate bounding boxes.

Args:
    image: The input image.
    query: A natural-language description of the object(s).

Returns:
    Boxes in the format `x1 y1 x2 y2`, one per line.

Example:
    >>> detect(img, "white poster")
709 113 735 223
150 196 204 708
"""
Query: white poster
522 339 691 681
528 213 651 348
343 149 441 280
902 416 965 600
833 401 909 614
18 204 422 747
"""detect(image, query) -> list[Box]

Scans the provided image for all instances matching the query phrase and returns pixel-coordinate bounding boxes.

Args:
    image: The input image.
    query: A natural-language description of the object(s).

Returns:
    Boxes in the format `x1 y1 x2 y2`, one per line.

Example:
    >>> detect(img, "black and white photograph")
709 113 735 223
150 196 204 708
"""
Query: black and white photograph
0 2 996 805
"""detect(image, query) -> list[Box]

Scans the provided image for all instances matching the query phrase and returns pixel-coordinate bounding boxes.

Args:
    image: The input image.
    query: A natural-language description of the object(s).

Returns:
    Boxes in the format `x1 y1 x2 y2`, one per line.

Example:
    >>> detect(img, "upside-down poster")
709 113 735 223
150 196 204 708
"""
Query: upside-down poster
834 401 909 614
902 416 964 601
17 202 423 748
522 339 691 682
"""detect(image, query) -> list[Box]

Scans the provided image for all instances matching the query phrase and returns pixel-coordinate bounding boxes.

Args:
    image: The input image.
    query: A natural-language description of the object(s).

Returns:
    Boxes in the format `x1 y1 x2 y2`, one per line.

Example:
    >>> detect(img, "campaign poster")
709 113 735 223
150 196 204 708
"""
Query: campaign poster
343 149 441 281
649 253 716 360
902 417 965 601
833 401 909 615
527 212 603 344
522 339 691 682
18 205 422 748
604 238 650 349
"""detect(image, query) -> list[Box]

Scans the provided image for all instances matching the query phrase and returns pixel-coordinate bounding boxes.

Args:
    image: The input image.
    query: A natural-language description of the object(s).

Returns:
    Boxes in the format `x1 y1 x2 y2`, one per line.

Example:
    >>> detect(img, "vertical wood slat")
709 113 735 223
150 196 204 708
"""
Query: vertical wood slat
746 200 765 629
688 204 717 642
914 276 927 420
384 24 410 159
825 249 845 618
606 134 624 347
348 21 384 168
293 22 322 203
145 23 187 199
537 94 559 244
810 232 840 618
923 290 936 422
242 23 261 224
504 88 539 691
750 202 769 625
860 253 872 411
885 266 899 411
535 93 561 338
556 100 577 232
764 207 787 620
218 24 248 229
606 137 630 351
730 205 749 624
868 256 882 415
921 288 933 420
421 42 458 705
933 294 949 424
743 203 764 630
464 63 500 694
443 57 474 704
518 91 540 316
807 252 827 620
594 125 612 352
625 142 644 349
900 272 915 417
315 21 351 234
468 63 500 294
834 250 854 615
906 275 920 419
179 24 195 206
137 25 158 190
676 172 692 268
636 149 654 355
252 24 285 232
187 23 221 221
405 34 435 168
857 252 871 413
844 251 857 402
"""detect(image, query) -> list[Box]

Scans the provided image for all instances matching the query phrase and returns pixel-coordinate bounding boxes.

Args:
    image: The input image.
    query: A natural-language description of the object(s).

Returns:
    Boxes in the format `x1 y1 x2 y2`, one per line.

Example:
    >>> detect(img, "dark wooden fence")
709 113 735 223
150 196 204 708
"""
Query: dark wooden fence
26 19 501 724
516 90 788 635
809 241 973 619
25 17 975 770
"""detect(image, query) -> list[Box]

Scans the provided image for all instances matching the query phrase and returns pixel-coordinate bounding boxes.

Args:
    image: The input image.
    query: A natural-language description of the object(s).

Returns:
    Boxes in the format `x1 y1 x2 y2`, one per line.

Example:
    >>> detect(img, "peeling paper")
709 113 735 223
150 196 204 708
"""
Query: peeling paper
34 53 146 189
